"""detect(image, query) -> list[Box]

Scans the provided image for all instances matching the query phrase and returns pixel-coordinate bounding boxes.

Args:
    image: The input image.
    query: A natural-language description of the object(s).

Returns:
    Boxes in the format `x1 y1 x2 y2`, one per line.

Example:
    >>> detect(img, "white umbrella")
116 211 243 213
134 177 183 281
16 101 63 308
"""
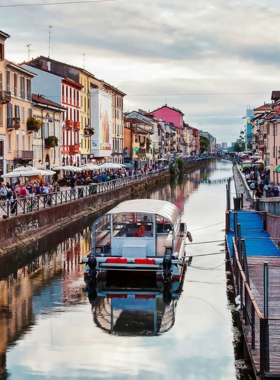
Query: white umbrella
52 165 80 172
98 163 122 169
1 169 50 178
35 168 56 175
78 164 99 171
13 166 55 175
13 165 33 172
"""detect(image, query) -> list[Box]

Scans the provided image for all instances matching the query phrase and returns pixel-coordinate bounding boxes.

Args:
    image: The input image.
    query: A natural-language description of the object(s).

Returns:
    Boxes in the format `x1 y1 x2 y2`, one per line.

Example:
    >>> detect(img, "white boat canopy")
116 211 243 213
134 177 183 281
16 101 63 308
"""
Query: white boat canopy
107 199 181 228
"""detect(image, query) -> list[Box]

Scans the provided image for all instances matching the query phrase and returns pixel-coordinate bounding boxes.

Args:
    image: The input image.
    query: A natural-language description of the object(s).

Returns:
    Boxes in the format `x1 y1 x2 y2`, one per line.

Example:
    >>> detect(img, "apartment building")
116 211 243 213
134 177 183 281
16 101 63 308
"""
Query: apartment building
23 57 126 165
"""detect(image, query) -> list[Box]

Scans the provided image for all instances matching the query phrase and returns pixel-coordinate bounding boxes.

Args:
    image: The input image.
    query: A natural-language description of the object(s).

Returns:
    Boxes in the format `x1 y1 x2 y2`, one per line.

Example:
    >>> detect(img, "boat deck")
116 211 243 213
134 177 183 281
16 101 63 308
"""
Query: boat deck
226 210 280 379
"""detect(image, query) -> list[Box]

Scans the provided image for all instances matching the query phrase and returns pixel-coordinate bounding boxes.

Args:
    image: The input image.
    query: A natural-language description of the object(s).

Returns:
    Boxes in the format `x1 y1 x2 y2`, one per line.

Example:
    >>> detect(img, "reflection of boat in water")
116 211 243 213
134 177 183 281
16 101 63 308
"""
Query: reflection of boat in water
87 278 184 336
81 199 192 284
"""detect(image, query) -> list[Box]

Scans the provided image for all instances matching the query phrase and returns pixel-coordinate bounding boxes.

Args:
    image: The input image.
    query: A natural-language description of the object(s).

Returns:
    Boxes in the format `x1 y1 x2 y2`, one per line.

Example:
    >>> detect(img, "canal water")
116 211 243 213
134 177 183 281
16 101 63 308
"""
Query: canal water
0 160 253 380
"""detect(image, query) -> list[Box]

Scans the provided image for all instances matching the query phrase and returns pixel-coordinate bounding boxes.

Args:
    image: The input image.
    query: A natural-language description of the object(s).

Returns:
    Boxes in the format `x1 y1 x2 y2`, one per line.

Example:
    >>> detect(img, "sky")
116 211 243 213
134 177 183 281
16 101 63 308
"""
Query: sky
2 0 280 145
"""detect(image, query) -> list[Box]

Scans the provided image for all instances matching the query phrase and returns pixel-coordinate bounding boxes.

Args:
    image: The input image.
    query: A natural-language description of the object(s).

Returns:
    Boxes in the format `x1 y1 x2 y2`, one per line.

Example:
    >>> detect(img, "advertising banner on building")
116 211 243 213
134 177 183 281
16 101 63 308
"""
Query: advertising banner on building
91 89 112 157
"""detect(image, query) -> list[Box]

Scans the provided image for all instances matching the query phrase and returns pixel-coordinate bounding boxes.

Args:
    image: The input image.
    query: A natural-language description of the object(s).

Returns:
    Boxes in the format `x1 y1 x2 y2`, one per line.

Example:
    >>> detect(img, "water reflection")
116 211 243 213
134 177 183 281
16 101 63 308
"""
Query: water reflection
0 229 91 380
88 281 182 336
0 160 245 380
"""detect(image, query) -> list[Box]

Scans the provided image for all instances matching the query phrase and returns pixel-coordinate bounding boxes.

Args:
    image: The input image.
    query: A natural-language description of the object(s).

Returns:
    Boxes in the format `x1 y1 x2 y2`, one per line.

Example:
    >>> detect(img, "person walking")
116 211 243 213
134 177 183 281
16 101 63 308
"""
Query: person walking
70 176 76 196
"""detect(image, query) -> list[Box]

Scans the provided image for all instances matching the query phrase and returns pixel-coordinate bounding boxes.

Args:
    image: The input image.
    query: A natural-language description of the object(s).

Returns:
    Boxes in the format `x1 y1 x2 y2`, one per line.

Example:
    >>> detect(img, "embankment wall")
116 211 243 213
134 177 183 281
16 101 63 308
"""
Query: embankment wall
0 172 169 255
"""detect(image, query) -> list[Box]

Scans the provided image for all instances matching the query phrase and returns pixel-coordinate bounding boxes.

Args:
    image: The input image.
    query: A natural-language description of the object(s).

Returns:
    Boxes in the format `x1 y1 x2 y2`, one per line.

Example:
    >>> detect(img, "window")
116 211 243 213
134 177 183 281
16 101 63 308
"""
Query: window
28 135 31 150
22 134 25 151
0 140 3 156
7 103 12 127
0 106 3 127
27 79 31 101
22 106 26 123
0 44 4 61
8 134 12 152
14 73 17 96
21 76 25 99
0 72 3 91
16 133 19 152
42 123 49 138
6 71 10 92
28 107 32 117
14 105 20 119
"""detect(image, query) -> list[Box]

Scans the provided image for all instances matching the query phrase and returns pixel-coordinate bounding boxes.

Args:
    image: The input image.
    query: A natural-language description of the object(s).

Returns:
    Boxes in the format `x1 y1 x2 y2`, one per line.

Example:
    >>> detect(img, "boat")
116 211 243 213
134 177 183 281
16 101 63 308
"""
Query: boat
87 281 182 336
80 199 192 284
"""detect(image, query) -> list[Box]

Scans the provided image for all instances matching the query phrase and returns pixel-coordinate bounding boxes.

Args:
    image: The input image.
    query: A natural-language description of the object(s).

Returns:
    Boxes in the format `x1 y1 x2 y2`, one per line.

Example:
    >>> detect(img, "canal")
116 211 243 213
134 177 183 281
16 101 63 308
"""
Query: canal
0 160 254 380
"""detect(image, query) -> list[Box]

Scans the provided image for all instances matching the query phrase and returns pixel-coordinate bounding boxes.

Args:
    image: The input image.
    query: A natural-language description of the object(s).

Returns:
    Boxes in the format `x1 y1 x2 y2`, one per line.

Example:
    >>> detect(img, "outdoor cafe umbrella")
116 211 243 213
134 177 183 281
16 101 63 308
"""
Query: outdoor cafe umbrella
78 164 100 171
1 168 55 178
98 163 122 169
52 165 80 172
1 165 56 178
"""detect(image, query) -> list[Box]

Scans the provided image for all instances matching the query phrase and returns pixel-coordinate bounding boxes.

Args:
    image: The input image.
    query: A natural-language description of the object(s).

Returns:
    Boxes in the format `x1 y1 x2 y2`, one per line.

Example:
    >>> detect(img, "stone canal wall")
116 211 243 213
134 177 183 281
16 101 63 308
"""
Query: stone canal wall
0 171 169 256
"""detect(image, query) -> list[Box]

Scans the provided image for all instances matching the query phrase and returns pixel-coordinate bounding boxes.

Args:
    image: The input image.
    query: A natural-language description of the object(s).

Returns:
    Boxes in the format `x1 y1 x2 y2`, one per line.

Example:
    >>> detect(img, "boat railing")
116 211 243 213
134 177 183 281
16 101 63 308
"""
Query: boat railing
0 169 168 219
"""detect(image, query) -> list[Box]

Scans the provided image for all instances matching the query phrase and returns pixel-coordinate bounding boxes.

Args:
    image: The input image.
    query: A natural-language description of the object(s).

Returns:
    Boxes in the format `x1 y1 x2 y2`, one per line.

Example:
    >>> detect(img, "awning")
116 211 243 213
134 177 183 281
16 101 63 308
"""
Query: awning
274 164 280 173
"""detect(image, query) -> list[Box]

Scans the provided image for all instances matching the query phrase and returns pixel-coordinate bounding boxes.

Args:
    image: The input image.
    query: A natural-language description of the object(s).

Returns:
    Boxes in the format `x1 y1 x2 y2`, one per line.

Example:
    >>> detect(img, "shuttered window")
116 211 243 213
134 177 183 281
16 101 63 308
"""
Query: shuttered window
7 103 12 127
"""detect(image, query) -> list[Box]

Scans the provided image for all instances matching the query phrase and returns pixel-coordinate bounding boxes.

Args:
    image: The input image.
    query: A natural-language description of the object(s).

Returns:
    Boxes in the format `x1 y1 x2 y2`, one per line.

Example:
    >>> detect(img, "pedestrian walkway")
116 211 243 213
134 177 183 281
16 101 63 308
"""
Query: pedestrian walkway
227 210 280 257
233 165 252 209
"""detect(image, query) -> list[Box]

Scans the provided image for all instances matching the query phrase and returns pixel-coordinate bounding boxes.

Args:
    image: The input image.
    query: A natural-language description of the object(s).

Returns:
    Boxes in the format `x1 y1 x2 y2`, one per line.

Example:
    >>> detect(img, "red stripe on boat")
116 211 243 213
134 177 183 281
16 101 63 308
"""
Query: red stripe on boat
134 258 155 265
106 258 127 264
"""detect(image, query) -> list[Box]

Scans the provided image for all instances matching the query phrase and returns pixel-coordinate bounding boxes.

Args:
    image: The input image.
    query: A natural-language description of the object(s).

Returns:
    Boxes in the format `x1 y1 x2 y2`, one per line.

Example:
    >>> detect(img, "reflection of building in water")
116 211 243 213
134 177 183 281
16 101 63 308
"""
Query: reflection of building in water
150 170 200 207
89 288 180 336
0 228 91 377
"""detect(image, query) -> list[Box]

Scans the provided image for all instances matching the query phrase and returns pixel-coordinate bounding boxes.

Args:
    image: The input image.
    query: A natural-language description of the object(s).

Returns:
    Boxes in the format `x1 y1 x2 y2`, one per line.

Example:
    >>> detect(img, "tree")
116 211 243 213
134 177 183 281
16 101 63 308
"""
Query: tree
233 141 245 152
200 136 210 153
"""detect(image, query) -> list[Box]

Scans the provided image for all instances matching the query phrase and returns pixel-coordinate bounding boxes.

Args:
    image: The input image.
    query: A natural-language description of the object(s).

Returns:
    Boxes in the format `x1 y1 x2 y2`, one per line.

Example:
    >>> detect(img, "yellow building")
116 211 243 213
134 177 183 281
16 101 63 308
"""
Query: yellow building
5 60 36 171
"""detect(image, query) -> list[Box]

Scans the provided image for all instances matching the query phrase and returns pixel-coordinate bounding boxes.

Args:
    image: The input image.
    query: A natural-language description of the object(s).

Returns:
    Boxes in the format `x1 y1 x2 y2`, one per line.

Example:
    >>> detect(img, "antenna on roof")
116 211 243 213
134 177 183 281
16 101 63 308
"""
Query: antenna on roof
27 44 31 61
83 53 85 69
48 26 53 58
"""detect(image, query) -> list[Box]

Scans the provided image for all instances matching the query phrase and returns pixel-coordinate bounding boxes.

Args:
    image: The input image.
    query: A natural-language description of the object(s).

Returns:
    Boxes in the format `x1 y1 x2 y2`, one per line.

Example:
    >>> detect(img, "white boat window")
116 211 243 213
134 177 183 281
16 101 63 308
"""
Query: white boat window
94 215 111 253
113 213 153 238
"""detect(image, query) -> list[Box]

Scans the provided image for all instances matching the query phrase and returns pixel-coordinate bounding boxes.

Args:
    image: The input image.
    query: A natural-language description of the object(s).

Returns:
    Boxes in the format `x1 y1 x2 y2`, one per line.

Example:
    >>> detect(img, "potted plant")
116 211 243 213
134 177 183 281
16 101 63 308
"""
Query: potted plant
13 117 20 129
27 116 42 132
45 135 58 148
84 127 94 136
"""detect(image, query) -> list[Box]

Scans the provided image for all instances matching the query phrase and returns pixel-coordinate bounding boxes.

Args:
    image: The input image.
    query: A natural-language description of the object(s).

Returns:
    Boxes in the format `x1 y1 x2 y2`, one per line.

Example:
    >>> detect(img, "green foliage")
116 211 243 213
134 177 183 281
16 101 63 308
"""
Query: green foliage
200 136 210 153
176 157 184 173
45 136 58 148
146 137 152 151
233 141 245 152
27 116 42 132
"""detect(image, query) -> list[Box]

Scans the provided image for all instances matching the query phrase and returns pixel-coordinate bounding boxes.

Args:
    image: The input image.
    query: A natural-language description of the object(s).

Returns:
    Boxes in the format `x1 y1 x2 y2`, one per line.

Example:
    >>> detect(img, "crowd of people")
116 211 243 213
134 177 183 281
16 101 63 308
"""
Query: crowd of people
0 164 165 206
241 165 280 198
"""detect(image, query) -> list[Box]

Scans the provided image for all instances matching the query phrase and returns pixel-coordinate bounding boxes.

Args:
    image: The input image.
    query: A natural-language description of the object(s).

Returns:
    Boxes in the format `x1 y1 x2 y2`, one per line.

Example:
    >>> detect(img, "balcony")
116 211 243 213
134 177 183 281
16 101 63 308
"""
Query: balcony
69 144 80 154
14 150 34 160
66 120 73 129
74 121 80 130
0 91 11 104
7 118 20 131
138 148 146 154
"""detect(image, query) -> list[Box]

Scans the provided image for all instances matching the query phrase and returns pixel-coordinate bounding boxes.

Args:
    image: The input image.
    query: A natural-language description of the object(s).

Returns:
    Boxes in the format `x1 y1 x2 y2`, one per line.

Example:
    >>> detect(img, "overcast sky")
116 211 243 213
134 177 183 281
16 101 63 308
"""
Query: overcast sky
2 0 280 144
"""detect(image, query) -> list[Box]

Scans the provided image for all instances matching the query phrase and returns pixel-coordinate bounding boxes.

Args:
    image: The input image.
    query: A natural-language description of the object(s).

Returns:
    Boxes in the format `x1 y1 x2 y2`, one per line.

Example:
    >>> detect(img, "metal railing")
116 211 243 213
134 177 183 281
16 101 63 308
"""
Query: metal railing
231 233 280 377
0 169 167 219
235 165 280 215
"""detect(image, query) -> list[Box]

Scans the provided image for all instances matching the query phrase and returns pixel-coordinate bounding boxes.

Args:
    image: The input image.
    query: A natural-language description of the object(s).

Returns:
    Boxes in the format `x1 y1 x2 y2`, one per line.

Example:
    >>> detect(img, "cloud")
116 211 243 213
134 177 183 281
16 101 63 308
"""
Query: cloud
2 0 280 143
